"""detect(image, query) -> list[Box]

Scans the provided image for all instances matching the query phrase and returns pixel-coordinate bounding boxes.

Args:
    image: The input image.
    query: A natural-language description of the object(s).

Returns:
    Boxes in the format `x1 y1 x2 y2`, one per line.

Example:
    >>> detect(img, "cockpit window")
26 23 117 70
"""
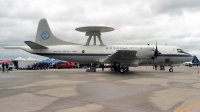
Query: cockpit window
177 49 187 54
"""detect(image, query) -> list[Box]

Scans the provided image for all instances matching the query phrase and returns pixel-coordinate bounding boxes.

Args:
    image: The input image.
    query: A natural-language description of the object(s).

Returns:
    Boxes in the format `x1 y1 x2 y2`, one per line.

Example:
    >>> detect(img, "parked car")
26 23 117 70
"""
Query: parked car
104 64 110 68
34 62 49 70
0 63 15 70
8 63 15 70
49 63 55 68
69 62 76 68
55 61 72 68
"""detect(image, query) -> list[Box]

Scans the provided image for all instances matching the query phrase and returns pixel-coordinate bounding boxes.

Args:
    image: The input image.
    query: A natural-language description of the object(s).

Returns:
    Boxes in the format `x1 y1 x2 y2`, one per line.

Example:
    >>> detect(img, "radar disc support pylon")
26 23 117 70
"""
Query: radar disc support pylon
75 26 114 46
85 31 103 46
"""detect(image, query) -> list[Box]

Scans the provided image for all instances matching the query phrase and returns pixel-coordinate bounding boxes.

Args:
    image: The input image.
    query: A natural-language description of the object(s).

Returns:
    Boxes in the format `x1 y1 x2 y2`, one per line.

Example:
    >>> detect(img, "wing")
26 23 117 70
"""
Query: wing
104 50 137 63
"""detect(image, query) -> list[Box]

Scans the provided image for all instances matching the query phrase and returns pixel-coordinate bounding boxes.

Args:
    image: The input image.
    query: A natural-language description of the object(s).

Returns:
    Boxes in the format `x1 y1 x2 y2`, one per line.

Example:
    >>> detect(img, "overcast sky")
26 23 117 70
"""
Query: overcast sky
1 0 200 60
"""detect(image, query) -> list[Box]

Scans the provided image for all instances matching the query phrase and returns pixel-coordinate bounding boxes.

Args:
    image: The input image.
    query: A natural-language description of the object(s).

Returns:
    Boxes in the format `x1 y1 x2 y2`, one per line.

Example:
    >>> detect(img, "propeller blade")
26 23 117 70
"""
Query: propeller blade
151 41 161 62
154 41 159 58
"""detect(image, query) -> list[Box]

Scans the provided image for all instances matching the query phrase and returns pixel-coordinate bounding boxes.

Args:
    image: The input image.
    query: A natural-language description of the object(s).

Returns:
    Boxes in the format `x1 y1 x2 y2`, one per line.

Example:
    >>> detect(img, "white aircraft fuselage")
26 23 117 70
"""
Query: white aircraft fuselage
7 44 192 66
4 19 193 72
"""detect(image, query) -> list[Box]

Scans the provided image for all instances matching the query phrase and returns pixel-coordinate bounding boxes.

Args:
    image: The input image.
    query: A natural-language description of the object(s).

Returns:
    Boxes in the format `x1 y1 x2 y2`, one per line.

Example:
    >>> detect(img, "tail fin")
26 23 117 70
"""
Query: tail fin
35 19 80 46
192 56 199 63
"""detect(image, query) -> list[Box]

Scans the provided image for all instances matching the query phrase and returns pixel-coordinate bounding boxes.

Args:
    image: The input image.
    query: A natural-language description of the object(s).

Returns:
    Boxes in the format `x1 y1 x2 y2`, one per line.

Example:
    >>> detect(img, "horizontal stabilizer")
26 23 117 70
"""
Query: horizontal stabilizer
24 41 48 49
4 46 23 49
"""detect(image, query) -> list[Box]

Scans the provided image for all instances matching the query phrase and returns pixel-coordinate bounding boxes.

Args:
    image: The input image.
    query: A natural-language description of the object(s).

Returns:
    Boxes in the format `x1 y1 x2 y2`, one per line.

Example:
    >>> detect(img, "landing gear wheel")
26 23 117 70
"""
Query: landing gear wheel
160 65 165 71
115 63 120 66
124 67 127 71
43 66 47 70
119 68 125 73
169 68 173 72
124 66 129 71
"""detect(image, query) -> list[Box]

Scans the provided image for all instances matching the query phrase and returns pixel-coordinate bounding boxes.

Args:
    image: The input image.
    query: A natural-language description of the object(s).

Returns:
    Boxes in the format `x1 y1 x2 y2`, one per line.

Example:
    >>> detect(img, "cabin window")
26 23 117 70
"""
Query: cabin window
177 49 187 53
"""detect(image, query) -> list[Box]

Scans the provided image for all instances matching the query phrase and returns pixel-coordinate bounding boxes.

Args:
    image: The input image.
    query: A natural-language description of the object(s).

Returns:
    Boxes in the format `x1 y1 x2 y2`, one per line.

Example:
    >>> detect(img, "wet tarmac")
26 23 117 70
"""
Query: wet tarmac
0 66 200 112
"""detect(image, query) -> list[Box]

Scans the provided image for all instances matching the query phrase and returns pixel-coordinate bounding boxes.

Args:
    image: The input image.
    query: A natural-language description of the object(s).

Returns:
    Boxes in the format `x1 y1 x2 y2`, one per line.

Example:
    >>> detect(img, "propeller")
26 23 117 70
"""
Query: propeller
151 41 161 62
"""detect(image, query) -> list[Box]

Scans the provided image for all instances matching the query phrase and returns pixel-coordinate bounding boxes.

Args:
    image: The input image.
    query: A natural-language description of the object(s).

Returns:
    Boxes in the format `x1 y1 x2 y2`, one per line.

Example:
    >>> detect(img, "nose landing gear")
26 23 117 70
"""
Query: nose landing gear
169 67 173 72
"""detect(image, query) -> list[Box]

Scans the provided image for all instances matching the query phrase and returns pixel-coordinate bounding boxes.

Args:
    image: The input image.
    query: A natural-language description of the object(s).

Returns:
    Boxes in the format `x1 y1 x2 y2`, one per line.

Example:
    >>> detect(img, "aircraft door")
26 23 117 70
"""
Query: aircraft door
82 50 86 61
165 59 170 63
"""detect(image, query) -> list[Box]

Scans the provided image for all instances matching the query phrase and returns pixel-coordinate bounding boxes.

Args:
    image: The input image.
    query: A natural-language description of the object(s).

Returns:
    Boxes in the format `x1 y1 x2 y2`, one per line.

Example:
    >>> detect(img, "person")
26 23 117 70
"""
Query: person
35 63 38 70
33 63 37 70
155 65 157 70
5 63 9 72
33 63 35 70
2 62 5 72
101 63 104 71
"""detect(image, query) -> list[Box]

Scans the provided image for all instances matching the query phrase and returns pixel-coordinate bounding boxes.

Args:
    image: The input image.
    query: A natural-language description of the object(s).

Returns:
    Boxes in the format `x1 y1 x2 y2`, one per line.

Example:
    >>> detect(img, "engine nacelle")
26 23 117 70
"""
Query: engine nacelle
136 47 154 58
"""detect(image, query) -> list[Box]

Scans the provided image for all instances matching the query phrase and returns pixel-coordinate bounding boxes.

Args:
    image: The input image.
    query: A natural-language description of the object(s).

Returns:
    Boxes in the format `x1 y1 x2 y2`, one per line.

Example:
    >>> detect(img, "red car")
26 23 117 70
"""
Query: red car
69 62 76 68
55 61 72 68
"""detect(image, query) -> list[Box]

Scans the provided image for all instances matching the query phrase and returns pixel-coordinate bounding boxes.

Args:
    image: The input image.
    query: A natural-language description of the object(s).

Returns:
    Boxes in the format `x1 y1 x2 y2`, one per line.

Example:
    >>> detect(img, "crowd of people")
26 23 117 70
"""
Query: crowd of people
1 62 9 73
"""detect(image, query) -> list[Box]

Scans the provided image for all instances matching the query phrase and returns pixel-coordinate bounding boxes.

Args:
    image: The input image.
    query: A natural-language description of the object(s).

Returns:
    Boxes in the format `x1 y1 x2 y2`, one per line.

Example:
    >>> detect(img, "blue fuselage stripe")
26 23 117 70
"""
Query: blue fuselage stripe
159 54 192 57
35 53 111 56
34 53 192 57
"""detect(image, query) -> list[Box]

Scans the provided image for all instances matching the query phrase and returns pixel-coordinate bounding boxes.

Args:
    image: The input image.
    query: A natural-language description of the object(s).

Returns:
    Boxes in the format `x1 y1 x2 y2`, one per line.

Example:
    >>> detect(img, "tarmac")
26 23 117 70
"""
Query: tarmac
0 66 200 112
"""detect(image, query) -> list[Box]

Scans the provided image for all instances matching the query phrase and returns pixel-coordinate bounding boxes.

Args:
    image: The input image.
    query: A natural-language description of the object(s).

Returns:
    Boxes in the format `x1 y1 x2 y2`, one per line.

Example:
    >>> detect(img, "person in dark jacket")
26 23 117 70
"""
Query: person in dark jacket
101 63 104 71
5 63 9 72
155 65 157 70
2 62 5 72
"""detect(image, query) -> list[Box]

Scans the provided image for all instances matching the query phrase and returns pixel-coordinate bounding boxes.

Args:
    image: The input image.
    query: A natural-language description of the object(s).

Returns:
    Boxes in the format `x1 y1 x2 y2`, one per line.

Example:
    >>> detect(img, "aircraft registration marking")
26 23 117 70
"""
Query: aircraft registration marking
53 51 77 53
114 47 136 50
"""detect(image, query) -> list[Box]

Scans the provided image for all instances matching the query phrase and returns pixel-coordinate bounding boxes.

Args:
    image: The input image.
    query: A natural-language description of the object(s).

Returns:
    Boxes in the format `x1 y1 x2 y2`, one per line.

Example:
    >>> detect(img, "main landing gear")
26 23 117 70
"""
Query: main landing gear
160 65 165 71
111 63 129 73
157 65 173 72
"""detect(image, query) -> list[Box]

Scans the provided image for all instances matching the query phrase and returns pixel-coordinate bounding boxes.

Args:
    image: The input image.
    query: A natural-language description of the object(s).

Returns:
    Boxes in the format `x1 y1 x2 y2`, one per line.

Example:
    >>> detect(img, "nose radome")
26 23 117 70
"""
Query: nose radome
188 54 193 61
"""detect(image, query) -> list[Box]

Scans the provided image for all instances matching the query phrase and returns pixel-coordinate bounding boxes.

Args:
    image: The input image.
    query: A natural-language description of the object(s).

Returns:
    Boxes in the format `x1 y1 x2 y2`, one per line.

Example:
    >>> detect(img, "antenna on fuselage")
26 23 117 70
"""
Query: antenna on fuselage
75 26 114 46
